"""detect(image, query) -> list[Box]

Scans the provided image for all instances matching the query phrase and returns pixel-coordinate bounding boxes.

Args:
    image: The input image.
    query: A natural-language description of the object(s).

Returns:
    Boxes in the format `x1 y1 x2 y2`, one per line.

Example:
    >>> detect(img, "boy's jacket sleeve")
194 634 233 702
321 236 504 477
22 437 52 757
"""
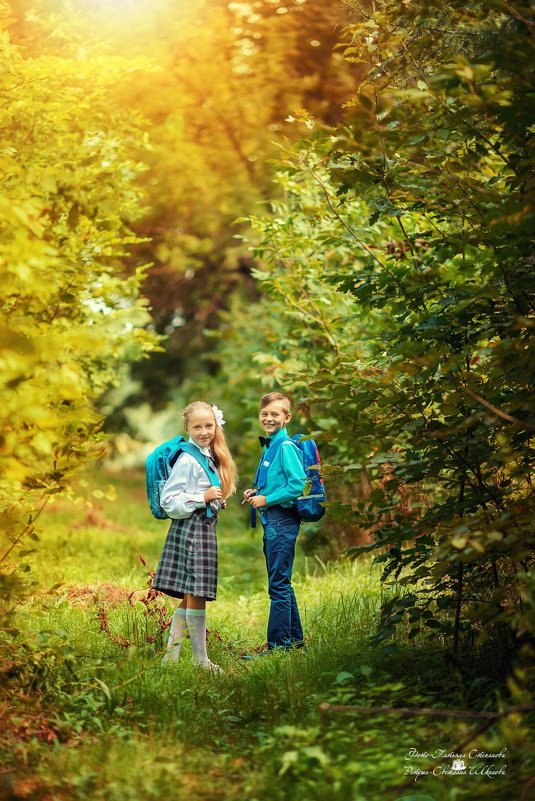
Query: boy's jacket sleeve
264 441 307 507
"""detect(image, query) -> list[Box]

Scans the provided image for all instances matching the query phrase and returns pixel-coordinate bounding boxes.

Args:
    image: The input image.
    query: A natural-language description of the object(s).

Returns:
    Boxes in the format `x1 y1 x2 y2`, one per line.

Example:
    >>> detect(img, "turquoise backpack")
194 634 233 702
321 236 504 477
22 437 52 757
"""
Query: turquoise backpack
146 436 220 520
292 434 327 522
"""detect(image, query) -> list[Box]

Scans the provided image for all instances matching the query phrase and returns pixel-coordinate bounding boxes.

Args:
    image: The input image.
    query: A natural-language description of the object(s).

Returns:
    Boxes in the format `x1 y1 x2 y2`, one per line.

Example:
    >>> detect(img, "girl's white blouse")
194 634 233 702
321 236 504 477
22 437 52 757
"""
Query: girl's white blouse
160 439 220 520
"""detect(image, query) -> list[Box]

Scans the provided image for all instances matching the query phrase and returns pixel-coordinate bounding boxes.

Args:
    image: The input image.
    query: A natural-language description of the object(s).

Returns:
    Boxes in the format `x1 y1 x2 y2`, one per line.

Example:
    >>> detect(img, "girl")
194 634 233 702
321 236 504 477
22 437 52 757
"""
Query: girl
152 401 237 672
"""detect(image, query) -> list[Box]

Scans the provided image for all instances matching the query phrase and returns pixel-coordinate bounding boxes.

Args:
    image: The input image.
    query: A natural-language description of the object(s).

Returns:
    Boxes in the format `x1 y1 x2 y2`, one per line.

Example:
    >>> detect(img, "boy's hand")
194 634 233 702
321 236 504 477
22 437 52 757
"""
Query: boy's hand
249 494 267 509
204 486 223 503
242 488 256 504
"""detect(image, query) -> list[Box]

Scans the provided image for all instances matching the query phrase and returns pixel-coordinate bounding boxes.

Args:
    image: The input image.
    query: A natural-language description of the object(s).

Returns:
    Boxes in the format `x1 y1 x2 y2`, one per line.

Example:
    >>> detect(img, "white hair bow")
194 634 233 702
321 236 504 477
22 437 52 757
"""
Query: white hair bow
211 404 225 427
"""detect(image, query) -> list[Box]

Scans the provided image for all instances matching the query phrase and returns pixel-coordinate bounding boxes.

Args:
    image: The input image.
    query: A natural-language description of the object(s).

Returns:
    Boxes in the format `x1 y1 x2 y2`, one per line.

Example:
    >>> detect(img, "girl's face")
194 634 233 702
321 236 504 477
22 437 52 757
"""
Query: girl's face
186 409 216 448
259 401 291 437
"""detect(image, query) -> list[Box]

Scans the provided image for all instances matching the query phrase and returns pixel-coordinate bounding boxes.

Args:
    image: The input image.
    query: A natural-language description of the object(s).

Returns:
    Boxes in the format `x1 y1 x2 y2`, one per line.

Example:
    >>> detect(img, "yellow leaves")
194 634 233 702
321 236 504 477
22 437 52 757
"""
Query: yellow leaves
451 537 467 549
55 364 85 401
455 65 474 82
92 484 117 501
0 328 35 355
0 18 162 600
0 50 149 577
396 87 434 104
37 172 58 195
450 528 503 555
30 432 55 456
0 223 61 305
0 2 15 31
0 195 45 238
1 457 30 483
15 406 61 429
0 152 21 175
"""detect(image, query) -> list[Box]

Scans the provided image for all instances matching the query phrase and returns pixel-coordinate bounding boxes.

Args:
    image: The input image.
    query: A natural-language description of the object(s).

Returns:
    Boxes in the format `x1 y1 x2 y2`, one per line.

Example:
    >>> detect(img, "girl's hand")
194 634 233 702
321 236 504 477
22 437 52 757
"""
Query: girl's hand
249 494 267 509
204 486 223 503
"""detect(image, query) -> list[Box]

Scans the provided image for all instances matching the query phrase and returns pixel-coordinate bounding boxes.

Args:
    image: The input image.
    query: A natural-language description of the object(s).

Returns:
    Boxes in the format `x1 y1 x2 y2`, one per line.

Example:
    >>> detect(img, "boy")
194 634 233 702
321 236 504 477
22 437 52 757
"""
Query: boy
243 392 307 652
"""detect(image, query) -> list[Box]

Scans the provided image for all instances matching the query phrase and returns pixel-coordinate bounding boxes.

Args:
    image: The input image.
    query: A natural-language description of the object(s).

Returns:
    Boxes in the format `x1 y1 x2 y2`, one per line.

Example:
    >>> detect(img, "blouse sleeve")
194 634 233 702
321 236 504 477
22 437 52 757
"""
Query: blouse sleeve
160 454 207 520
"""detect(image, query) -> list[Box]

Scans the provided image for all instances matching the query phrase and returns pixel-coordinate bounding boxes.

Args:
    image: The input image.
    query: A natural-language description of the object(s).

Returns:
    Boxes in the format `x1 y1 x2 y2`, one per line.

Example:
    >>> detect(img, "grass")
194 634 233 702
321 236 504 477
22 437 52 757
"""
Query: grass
1 469 532 801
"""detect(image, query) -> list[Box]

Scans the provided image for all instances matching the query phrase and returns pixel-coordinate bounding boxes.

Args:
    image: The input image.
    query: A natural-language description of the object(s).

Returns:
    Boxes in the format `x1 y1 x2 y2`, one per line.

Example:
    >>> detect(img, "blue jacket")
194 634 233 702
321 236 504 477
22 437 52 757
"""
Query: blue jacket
257 427 306 508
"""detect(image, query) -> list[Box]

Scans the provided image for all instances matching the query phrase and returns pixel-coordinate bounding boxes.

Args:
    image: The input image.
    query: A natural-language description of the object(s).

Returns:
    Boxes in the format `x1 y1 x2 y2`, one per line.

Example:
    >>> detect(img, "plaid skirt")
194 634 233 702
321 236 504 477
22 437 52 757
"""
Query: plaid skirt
152 508 218 601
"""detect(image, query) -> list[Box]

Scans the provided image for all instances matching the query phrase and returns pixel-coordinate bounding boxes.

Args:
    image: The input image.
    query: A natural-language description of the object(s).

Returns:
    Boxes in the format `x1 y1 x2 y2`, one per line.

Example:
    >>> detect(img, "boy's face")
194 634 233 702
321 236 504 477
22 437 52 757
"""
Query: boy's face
259 401 291 437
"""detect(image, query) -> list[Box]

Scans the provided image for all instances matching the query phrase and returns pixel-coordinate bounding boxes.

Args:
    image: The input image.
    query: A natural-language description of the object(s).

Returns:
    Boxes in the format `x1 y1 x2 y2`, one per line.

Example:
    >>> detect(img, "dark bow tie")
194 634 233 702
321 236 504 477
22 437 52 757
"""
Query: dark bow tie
259 436 272 448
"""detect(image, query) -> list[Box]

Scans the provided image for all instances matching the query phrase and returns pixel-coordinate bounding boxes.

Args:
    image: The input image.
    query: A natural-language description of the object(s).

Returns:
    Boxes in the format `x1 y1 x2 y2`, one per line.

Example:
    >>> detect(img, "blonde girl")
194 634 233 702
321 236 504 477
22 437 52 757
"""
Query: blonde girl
153 401 237 672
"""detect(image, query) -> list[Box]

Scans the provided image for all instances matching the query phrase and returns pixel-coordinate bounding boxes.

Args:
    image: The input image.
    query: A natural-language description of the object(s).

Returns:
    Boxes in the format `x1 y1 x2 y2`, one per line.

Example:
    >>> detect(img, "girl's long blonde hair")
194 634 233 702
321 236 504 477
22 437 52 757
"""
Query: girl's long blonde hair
182 401 238 498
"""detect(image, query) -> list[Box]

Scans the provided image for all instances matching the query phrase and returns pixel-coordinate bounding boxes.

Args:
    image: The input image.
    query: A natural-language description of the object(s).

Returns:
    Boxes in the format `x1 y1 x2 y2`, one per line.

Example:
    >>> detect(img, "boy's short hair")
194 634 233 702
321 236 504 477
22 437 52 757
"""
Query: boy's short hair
259 392 291 414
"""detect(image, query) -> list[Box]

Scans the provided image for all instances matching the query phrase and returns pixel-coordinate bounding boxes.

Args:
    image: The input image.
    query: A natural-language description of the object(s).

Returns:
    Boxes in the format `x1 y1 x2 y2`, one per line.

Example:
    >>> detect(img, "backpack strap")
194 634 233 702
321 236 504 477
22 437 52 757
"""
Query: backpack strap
177 442 221 518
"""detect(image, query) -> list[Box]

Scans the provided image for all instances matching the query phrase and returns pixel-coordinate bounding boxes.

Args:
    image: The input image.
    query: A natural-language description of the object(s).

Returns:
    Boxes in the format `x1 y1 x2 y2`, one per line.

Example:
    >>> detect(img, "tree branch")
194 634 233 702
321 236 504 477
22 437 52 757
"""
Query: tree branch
461 385 535 433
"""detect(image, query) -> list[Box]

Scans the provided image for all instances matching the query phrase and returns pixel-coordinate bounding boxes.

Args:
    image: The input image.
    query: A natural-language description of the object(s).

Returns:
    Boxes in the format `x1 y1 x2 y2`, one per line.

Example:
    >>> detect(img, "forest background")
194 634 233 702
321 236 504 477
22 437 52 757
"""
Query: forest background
1 0 534 800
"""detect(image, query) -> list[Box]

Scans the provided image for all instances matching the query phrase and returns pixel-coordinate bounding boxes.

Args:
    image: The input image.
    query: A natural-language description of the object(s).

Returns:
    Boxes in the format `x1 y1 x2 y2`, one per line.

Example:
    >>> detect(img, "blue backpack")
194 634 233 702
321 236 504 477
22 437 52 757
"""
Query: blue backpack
146 436 220 520
252 433 326 526
292 434 327 522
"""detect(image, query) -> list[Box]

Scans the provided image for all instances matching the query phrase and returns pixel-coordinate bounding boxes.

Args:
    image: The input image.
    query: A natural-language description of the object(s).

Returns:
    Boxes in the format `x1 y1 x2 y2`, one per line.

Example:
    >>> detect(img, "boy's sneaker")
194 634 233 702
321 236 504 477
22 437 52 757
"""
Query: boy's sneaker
240 644 293 660
240 643 270 661
241 640 307 660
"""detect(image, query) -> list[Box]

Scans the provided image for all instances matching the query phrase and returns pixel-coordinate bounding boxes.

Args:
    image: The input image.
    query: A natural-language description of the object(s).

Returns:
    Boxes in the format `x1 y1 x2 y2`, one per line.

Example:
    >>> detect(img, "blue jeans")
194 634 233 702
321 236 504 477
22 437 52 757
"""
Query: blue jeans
261 505 303 649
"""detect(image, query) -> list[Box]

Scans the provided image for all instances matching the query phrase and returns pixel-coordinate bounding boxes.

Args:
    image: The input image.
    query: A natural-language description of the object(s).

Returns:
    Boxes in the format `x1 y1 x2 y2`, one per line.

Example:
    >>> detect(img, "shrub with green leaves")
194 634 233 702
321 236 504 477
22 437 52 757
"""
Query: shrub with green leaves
0 4 157 616
222 1 535 669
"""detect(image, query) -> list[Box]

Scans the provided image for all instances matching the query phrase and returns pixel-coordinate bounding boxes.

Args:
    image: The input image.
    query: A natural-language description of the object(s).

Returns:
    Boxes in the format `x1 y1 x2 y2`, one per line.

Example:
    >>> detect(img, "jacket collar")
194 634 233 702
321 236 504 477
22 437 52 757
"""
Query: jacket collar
187 436 212 458
267 427 288 446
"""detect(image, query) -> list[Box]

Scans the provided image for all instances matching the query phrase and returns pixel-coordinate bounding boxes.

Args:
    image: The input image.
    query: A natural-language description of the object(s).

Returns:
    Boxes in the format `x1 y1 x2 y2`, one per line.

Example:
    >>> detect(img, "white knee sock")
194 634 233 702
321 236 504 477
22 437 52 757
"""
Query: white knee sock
186 608 208 664
163 607 187 662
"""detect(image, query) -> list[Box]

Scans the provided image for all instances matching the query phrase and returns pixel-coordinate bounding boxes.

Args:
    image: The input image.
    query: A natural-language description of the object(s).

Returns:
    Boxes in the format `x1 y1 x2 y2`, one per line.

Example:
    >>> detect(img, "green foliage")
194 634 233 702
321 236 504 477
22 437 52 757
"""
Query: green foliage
2 471 530 801
0 3 158 617
222 2 535 669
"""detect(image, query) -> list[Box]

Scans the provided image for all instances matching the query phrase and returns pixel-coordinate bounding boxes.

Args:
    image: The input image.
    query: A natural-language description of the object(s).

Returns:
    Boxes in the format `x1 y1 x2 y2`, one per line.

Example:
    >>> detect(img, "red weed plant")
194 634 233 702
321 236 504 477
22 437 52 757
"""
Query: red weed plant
137 553 169 643
96 554 170 649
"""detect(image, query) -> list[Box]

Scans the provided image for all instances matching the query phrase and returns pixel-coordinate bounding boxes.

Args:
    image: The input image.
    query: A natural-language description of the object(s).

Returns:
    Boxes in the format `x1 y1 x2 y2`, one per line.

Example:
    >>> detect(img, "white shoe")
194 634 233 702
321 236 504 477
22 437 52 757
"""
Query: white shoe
196 659 223 674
